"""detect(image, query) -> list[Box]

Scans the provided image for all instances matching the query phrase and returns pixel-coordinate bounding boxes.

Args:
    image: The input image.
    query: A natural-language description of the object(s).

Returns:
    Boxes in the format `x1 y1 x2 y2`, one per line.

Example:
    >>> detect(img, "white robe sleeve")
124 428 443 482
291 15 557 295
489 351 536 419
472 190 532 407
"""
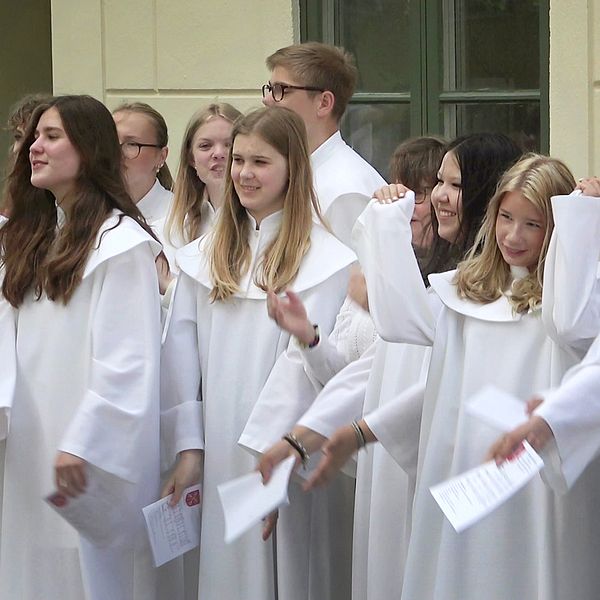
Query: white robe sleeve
160 271 204 470
542 194 600 352
299 297 376 388
296 341 376 438
363 382 426 479
0 294 17 440
58 243 161 484
238 269 350 455
535 333 600 490
352 196 439 345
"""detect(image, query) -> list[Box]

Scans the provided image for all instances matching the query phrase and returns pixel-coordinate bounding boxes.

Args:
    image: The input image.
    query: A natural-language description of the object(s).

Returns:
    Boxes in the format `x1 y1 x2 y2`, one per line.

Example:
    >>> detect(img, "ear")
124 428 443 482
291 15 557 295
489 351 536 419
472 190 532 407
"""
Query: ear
316 90 336 119
160 146 169 164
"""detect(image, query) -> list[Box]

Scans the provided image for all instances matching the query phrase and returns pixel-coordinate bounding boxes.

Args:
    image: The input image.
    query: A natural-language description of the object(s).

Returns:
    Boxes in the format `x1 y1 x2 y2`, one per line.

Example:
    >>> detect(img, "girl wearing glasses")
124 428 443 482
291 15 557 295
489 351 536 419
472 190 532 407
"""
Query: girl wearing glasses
0 95 162 600
112 102 173 246
160 106 356 600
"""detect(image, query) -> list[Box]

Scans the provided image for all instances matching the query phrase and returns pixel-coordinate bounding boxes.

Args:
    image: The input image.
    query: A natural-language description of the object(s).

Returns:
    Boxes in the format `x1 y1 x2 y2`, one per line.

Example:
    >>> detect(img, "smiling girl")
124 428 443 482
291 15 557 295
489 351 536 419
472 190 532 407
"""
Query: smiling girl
0 95 162 600
332 154 600 600
160 107 356 600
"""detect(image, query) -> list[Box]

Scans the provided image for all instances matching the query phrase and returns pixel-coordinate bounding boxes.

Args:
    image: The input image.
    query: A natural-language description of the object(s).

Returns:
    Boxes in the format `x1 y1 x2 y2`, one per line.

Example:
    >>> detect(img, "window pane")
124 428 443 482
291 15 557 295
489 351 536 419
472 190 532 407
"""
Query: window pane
338 0 412 93
441 102 540 152
441 0 540 91
341 103 411 180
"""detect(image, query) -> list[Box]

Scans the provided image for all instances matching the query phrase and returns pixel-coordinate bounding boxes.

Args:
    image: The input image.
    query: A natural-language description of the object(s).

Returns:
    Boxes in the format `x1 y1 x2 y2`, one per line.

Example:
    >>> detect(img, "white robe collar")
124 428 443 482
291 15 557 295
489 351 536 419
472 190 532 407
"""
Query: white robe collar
83 210 162 279
429 266 534 322
137 179 172 224
311 130 343 169
177 213 356 299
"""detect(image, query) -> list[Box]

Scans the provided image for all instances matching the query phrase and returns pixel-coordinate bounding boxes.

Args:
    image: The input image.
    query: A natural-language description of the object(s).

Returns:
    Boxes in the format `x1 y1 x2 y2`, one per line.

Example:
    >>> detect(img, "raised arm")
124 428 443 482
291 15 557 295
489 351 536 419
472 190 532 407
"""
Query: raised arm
543 194 600 353
352 195 439 345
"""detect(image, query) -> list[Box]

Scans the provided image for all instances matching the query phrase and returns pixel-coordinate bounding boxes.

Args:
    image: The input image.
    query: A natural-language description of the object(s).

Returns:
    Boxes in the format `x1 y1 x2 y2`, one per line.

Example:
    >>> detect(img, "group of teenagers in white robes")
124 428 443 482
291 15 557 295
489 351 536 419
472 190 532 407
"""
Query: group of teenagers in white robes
3 87 600 600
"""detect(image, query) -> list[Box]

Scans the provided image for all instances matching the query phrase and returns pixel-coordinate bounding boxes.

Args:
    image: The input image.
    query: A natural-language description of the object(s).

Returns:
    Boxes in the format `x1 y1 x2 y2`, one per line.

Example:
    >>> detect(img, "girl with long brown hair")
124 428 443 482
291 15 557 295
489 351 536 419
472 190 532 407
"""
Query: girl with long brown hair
160 106 355 600
0 95 162 600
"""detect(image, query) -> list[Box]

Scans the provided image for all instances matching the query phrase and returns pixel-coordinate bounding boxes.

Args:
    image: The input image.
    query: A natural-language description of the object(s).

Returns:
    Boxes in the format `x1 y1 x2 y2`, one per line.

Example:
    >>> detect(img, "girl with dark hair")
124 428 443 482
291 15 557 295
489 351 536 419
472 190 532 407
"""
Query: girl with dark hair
160 106 355 600
0 95 162 600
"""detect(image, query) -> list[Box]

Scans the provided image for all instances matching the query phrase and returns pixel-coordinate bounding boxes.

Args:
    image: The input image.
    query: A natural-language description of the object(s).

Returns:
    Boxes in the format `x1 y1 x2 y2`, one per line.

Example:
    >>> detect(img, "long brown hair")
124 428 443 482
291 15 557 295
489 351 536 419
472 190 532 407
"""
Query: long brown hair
455 154 576 313
166 103 241 245
1 95 157 307
209 107 322 302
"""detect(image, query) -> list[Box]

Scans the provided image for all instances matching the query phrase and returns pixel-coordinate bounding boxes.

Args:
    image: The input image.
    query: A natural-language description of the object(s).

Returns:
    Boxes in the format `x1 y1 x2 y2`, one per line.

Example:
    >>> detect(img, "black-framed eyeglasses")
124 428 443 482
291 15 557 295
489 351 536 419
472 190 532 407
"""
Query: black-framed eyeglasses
414 187 432 204
120 141 163 159
261 82 325 102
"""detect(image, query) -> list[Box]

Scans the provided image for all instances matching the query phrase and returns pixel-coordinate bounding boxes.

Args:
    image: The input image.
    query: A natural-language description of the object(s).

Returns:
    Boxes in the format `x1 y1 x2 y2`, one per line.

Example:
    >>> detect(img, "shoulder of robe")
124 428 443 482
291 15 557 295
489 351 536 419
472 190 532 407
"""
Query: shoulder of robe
293 223 356 292
175 225 356 299
428 270 524 322
83 212 162 279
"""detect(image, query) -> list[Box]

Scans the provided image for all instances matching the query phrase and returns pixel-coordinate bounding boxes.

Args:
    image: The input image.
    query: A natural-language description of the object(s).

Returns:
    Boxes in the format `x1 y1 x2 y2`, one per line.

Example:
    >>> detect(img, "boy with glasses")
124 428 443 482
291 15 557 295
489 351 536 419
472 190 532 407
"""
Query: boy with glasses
262 42 385 246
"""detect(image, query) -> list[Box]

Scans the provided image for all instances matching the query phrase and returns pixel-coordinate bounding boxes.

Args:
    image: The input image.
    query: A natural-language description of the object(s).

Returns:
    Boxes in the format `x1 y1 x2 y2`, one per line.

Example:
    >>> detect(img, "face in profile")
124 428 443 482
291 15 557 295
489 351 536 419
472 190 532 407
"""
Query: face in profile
230 132 288 224
29 107 81 201
113 110 167 196
190 116 233 194
11 125 26 155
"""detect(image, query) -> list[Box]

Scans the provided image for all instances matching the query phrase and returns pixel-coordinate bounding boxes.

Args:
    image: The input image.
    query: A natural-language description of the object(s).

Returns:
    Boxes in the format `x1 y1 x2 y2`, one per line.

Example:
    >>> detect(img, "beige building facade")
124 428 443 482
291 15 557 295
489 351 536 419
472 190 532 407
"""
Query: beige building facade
5 0 599 178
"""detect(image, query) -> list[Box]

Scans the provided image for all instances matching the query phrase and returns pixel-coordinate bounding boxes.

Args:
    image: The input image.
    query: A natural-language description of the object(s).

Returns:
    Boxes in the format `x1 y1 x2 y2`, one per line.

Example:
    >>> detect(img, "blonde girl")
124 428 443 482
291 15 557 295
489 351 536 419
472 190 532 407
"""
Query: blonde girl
160 106 356 600
321 154 600 600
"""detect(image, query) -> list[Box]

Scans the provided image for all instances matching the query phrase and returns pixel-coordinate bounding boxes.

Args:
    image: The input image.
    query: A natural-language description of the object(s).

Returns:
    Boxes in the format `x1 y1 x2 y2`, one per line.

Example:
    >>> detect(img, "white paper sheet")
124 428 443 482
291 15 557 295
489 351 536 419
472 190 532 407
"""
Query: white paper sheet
142 484 201 567
44 465 132 547
465 385 529 432
430 441 544 532
218 455 296 544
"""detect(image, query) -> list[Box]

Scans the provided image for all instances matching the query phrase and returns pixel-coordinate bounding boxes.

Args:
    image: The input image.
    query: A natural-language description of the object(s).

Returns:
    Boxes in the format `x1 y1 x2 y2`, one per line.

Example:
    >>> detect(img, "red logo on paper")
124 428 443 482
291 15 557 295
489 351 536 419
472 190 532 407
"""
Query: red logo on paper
49 493 68 508
186 490 200 507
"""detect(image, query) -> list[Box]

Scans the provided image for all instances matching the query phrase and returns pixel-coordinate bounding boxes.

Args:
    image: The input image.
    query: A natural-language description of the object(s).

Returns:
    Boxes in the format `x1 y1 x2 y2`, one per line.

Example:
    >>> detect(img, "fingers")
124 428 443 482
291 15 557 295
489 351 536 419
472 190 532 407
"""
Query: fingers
372 183 412 204
303 450 333 491
526 395 544 415
485 431 522 464
262 510 279 541
161 479 175 499
258 456 274 484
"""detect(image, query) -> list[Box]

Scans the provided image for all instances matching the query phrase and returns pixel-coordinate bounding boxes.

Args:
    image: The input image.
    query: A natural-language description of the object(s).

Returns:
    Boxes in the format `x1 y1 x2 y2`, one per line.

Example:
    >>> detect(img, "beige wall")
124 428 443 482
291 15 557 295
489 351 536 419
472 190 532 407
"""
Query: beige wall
51 0 299 173
549 0 600 178
51 0 599 177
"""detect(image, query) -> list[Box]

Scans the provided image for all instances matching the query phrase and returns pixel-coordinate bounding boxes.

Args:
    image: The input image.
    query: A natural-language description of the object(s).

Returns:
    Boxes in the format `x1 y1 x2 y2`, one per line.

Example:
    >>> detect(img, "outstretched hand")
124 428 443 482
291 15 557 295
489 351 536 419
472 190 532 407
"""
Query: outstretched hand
266 290 315 344
303 425 357 492
258 440 301 485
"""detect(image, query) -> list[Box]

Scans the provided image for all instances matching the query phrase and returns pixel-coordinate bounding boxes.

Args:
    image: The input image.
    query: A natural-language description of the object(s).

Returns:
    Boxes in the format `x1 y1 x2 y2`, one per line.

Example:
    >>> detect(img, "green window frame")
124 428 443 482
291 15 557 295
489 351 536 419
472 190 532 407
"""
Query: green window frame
300 0 549 177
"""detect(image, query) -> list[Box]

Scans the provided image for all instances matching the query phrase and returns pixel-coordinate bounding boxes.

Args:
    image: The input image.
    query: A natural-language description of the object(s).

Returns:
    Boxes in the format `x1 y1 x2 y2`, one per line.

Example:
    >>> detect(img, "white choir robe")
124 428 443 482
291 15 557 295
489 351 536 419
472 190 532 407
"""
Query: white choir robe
240 298 375 600
526 193 600 491
312 131 385 247
0 214 162 600
354 195 600 600
160 211 356 600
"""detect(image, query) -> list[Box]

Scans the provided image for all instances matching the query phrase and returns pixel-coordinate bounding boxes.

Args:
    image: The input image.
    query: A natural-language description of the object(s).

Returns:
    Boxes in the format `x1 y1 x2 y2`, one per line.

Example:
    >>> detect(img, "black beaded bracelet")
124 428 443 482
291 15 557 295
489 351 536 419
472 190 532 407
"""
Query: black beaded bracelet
282 433 309 468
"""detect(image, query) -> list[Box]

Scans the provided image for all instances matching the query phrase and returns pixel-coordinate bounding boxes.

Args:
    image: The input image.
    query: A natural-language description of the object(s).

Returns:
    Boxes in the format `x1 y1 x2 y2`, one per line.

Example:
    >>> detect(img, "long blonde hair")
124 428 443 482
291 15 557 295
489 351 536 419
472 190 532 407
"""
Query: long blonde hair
166 103 241 245
209 107 322 302
455 154 575 313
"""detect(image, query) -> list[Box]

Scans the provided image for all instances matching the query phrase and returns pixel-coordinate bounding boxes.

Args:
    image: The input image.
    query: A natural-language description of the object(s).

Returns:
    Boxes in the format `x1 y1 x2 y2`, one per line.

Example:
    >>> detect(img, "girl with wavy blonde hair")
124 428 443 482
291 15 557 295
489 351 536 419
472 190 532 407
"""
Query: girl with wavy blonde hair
455 153 576 313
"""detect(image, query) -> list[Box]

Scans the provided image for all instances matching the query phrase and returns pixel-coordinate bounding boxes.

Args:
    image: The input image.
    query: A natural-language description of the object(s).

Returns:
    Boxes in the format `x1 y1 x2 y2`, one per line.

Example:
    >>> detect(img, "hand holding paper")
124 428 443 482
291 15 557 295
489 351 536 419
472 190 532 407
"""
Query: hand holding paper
218 455 296 544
